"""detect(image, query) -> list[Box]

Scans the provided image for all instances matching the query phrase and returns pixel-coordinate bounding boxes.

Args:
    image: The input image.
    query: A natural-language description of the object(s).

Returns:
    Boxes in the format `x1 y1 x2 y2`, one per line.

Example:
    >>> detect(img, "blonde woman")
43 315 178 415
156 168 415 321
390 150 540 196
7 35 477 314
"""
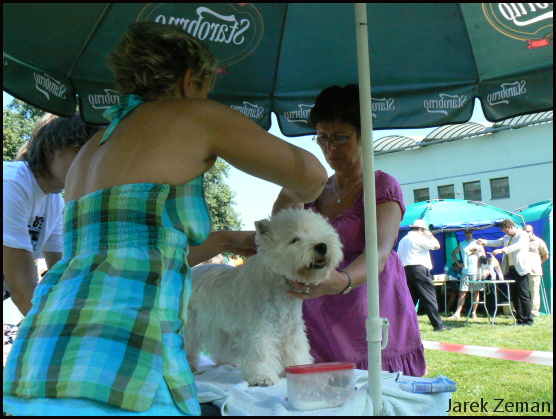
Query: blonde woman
3 22 327 416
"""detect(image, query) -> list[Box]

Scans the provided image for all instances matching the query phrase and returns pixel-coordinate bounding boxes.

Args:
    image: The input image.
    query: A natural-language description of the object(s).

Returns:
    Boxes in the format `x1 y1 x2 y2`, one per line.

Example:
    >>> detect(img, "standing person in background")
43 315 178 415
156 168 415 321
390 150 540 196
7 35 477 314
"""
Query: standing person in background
3 113 100 316
3 22 327 416
449 229 485 319
525 224 549 317
398 220 451 332
477 219 533 326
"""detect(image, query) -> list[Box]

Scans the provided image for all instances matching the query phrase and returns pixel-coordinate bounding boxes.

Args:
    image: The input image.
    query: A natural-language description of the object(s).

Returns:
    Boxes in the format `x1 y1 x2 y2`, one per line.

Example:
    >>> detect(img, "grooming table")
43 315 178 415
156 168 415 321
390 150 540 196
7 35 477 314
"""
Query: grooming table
194 357 452 416
465 280 516 328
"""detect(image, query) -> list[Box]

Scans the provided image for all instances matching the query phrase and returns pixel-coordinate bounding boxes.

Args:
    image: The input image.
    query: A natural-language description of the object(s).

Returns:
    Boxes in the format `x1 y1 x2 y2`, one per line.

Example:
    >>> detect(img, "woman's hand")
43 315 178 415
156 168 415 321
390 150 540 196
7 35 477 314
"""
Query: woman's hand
188 230 257 266
288 270 349 300
228 230 257 258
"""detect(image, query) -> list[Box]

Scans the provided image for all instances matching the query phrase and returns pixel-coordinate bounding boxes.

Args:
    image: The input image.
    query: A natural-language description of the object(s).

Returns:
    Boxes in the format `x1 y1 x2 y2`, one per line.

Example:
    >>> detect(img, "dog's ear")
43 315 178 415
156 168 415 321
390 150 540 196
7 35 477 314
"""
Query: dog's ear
255 219 271 237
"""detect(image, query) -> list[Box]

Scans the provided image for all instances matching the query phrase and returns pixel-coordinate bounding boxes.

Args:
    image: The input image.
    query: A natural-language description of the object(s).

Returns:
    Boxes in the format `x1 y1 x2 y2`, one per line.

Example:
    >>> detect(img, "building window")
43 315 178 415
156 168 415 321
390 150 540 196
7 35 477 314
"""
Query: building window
438 184 455 199
463 181 482 201
490 177 510 199
414 188 430 203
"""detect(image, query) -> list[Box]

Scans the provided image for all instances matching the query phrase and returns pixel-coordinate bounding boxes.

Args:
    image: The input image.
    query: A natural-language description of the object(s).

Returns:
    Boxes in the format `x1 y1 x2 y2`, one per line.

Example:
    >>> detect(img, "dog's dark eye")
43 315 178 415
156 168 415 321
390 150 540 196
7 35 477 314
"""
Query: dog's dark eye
290 237 299 244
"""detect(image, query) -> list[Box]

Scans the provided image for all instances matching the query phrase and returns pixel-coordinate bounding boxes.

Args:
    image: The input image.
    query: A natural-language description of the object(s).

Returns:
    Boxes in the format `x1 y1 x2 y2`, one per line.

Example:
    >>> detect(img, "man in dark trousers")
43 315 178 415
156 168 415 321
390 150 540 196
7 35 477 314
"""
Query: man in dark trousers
477 219 533 326
398 219 451 332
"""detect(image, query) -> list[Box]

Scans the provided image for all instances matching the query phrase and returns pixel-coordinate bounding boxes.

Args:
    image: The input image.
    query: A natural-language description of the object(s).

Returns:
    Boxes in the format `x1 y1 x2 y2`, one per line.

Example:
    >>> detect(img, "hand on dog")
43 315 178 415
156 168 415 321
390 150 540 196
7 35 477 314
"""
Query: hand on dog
288 270 348 299
228 231 258 257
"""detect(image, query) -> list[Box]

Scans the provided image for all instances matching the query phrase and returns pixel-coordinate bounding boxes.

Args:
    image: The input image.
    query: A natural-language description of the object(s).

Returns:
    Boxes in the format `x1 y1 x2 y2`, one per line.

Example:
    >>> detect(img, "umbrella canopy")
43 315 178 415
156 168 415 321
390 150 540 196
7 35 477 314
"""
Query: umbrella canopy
3 3 553 131
400 199 524 233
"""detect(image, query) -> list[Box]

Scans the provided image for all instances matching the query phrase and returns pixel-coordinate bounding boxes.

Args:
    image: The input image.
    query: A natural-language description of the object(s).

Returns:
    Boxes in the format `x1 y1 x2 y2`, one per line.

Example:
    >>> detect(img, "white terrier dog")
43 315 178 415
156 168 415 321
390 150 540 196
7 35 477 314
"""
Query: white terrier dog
185 208 343 386
477 253 504 281
466 242 504 280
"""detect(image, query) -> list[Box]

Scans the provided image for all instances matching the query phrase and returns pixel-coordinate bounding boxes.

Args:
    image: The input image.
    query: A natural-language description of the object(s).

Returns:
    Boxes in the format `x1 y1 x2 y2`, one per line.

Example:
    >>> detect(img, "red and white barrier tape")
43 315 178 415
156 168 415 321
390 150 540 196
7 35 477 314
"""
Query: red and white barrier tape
422 341 553 366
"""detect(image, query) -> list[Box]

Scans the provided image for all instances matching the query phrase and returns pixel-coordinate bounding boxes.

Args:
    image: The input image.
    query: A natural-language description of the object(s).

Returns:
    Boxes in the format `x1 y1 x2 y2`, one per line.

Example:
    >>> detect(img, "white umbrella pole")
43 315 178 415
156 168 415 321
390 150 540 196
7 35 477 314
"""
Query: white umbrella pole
355 3 384 416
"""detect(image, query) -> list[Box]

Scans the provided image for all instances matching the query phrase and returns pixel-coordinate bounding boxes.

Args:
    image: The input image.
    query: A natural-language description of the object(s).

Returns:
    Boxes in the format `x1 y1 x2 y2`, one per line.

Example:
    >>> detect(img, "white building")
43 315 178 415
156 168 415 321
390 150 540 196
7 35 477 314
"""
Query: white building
374 112 553 212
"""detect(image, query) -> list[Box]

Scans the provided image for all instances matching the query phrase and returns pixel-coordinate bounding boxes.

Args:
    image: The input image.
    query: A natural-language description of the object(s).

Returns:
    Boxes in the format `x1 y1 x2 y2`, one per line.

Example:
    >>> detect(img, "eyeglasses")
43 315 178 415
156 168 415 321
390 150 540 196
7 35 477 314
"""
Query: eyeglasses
312 128 358 146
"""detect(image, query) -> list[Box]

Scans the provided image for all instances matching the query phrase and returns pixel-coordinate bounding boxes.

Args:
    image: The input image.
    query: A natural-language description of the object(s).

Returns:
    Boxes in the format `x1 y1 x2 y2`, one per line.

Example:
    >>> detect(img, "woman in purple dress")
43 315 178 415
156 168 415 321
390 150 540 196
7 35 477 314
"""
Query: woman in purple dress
273 85 426 376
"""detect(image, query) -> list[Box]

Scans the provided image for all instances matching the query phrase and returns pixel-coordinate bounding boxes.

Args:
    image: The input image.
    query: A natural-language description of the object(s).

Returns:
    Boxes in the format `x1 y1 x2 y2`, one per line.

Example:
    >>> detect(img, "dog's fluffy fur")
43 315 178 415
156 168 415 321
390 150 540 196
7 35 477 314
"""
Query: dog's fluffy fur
185 208 343 386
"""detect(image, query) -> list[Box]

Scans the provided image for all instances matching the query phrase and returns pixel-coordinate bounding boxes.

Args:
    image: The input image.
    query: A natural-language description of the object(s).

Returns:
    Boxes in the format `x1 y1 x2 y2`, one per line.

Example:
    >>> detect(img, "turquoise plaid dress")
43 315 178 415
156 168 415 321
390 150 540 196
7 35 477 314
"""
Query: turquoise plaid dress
3 96 212 415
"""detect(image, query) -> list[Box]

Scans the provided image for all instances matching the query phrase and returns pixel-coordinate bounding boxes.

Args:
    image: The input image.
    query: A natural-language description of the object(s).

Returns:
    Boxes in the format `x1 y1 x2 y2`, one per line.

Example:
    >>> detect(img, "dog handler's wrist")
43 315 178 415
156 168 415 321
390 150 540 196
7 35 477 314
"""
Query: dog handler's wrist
339 270 353 294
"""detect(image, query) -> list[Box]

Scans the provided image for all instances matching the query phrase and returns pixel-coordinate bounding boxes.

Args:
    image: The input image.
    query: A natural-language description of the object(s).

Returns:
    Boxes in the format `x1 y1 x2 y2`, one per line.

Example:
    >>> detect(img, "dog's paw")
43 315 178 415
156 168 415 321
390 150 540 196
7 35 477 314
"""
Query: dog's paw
246 374 279 387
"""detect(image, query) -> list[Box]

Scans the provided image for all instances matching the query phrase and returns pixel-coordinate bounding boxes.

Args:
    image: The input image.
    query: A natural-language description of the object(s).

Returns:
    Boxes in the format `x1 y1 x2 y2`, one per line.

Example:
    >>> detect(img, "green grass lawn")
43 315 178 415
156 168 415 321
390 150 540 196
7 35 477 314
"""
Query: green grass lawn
418 314 553 416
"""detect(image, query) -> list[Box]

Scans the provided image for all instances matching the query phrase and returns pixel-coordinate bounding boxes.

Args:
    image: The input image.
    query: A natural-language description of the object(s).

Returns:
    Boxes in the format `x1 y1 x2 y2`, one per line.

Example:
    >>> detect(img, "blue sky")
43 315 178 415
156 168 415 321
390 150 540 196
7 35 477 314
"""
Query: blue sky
3 91 488 230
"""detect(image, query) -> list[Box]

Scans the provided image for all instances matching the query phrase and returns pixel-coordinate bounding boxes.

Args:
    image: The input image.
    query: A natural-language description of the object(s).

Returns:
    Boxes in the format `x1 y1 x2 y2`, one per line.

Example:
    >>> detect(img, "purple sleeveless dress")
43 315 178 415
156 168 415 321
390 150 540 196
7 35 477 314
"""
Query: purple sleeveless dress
304 170 426 376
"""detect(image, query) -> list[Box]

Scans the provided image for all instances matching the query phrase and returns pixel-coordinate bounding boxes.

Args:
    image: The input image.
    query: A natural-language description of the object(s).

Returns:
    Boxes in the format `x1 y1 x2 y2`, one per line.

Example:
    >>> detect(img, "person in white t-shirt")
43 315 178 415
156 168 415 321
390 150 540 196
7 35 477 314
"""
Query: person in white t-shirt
3 113 100 316
398 219 451 332
449 229 485 319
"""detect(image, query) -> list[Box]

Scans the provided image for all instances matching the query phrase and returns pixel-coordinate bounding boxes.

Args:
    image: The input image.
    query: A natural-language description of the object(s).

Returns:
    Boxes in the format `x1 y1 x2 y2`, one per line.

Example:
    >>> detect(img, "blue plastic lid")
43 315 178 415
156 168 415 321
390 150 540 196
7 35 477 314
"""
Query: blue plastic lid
397 375 457 393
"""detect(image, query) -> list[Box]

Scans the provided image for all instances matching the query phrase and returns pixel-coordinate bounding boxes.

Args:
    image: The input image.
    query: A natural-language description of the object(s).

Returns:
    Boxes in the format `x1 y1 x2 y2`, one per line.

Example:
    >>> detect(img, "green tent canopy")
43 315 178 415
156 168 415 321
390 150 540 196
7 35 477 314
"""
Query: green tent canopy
515 201 553 315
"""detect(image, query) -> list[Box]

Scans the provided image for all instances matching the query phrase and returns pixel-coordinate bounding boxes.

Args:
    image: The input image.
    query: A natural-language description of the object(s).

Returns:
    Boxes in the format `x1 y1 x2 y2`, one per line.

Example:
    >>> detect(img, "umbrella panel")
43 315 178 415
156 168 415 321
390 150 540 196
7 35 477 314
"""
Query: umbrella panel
4 3 552 130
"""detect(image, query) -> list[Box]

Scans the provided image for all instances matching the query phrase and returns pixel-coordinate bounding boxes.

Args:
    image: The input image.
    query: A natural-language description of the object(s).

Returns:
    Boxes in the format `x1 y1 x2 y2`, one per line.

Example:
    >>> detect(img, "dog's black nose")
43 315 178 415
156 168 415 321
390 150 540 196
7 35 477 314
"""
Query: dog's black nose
314 243 327 255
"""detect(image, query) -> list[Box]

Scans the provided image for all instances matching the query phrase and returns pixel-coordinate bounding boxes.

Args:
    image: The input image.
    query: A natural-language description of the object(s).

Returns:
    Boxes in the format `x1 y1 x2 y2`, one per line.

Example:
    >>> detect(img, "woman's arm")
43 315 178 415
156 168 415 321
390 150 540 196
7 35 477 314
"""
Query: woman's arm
188 230 256 267
271 188 305 215
199 100 328 205
3 246 39 316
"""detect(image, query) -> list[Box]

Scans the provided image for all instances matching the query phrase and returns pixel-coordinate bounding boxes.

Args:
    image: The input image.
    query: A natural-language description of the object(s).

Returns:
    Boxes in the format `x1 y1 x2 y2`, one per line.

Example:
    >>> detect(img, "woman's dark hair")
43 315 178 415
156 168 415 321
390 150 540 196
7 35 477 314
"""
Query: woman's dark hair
309 84 360 130
16 113 101 178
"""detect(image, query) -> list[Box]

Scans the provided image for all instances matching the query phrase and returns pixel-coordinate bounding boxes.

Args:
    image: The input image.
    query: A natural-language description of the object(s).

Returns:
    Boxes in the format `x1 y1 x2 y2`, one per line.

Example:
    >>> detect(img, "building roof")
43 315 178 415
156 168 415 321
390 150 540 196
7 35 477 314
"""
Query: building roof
422 121 488 142
492 110 553 128
373 135 417 152
373 111 553 153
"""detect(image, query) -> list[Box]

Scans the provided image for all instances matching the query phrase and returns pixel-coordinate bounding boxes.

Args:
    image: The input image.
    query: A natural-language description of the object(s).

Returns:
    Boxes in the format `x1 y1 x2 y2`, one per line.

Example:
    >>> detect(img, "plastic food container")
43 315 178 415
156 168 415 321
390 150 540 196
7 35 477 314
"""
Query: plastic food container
285 362 356 411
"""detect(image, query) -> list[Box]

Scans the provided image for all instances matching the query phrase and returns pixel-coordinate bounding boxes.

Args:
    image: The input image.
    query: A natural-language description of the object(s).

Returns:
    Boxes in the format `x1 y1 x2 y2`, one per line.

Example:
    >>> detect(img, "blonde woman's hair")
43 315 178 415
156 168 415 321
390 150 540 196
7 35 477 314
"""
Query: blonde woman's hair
108 22 217 98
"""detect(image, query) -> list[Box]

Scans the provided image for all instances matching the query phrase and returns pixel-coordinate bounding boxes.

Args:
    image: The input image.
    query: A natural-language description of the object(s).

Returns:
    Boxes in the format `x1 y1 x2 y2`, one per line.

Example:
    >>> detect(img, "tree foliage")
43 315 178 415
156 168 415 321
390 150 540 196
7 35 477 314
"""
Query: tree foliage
3 97 242 231
203 158 242 231
3 99 44 161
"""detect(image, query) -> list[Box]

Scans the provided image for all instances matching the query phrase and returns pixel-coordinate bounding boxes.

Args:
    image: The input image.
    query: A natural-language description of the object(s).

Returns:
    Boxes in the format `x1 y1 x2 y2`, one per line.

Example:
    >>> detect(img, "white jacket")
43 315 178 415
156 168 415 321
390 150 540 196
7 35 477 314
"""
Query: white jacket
398 230 440 270
485 229 531 276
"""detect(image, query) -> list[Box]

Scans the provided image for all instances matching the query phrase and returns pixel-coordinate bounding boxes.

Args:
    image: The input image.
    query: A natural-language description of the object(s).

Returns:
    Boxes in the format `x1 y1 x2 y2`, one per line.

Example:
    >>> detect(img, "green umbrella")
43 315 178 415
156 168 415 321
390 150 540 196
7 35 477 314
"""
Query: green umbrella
3 3 553 129
3 3 553 414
